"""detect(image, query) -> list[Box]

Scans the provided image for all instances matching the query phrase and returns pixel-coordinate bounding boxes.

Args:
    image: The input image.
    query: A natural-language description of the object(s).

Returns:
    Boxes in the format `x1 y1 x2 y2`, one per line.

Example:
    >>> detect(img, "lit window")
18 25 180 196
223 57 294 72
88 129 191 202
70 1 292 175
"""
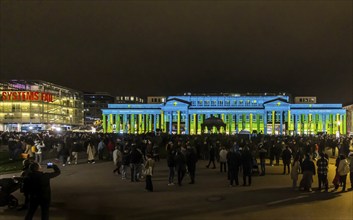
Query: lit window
131 97 134 101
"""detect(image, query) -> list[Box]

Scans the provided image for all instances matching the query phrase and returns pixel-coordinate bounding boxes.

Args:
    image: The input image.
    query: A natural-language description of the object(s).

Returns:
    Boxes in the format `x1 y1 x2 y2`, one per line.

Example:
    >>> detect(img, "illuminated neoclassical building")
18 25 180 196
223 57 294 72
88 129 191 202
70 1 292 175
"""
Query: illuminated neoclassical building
102 93 346 135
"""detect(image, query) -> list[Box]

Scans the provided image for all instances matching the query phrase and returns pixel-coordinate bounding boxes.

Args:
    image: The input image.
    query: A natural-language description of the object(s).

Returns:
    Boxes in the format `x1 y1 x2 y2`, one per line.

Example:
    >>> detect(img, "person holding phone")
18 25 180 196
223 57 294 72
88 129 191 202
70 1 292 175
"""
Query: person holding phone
23 162 60 220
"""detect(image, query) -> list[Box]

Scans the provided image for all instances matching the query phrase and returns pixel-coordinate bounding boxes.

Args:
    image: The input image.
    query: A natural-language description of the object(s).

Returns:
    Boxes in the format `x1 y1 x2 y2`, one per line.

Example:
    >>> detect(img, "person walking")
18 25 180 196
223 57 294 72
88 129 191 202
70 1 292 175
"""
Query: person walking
337 154 350 192
349 153 353 190
175 148 186 186
87 141 96 164
206 145 216 169
166 142 176 186
144 154 155 192
34 139 45 164
186 143 198 184
130 144 142 182
300 154 316 192
282 146 292 175
258 144 267 176
291 155 301 190
23 162 61 220
112 146 122 174
121 147 130 180
227 147 241 186
219 146 228 173
241 146 253 186
98 139 106 160
316 153 329 192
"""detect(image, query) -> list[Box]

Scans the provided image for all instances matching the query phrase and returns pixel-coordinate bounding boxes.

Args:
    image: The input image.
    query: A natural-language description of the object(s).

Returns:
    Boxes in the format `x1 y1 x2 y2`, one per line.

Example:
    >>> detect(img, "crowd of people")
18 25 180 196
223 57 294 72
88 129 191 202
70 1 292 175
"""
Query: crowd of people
1 131 353 218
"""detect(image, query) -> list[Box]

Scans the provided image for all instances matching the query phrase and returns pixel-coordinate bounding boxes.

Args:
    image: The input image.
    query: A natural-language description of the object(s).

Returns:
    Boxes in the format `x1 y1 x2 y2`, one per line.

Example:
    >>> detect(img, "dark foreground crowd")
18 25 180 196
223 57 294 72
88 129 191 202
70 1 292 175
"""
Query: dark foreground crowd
0 131 352 219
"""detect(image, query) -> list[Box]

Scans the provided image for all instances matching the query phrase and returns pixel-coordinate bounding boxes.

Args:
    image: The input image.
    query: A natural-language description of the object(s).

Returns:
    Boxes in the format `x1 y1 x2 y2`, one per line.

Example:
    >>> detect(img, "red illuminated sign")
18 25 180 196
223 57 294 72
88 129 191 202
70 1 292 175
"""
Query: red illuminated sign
1 91 54 103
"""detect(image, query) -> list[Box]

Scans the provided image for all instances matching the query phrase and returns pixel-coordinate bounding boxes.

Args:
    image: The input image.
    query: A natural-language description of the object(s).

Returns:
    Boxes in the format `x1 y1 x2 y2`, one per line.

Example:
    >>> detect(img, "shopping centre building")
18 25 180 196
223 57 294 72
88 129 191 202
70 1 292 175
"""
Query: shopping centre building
102 93 347 135
0 80 84 132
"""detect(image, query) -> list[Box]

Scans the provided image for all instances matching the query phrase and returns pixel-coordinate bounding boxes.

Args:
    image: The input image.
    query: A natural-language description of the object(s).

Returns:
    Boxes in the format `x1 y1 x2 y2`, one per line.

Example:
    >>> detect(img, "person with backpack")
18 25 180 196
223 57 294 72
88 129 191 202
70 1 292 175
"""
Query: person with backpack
337 154 350 192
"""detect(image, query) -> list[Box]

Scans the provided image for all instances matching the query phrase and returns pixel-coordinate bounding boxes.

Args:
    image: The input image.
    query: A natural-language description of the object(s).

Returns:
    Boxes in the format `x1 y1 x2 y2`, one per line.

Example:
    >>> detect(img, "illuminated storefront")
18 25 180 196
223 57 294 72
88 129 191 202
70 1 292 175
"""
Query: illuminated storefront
0 80 84 131
102 94 346 135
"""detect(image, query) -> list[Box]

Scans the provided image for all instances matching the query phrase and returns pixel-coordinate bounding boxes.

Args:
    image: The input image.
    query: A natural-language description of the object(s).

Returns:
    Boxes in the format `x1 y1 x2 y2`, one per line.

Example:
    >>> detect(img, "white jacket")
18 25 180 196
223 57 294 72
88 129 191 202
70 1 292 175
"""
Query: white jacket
219 149 228 163
35 142 45 154
338 159 350 176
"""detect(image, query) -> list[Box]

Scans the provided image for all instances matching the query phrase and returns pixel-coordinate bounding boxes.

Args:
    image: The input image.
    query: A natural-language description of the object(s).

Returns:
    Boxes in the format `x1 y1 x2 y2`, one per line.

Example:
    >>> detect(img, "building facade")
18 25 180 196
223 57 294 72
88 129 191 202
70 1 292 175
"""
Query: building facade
101 94 346 135
147 96 166 104
0 80 84 131
294 96 317 104
84 92 115 126
343 104 353 134
115 96 145 104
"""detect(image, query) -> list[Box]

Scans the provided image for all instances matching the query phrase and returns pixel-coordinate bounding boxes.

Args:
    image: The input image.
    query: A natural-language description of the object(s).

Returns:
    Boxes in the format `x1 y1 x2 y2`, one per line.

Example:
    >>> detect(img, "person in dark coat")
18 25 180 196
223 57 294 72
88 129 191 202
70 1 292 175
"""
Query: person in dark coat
175 148 186 186
241 147 253 186
282 146 292 174
23 162 60 220
166 142 176 185
206 145 216 169
258 143 267 176
130 145 142 182
186 143 198 184
227 147 242 186
299 154 316 192
17 159 32 211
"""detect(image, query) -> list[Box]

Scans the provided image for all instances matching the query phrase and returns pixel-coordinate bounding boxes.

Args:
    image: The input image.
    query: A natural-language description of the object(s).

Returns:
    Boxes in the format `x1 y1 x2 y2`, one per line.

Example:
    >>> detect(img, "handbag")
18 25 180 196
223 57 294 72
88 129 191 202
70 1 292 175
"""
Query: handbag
332 172 341 186
144 167 153 176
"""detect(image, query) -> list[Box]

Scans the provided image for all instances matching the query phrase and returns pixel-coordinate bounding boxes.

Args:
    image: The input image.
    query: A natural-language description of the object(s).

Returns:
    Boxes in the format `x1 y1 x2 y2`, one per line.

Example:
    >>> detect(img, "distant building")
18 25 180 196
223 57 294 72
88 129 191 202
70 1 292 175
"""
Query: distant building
294 96 317 104
343 104 353 134
84 92 115 126
115 96 144 104
102 93 346 135
147 96 166 104
0 80 84 132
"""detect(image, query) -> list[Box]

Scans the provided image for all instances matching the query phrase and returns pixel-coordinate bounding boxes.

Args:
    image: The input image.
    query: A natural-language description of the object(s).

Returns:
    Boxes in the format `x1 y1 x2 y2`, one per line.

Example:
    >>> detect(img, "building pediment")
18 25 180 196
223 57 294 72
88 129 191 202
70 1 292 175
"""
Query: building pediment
164 98 190 106
264 98 290 110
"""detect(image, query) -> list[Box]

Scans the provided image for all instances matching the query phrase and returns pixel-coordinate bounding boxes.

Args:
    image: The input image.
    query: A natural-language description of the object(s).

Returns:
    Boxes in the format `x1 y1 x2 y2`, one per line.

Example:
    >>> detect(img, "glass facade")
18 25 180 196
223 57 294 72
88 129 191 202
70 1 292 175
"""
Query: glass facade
0 80 84 131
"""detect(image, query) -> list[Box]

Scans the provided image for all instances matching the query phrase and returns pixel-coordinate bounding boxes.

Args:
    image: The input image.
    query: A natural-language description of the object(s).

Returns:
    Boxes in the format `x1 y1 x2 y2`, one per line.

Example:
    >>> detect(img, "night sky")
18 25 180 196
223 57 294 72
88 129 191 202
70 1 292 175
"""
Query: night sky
1 1 352 104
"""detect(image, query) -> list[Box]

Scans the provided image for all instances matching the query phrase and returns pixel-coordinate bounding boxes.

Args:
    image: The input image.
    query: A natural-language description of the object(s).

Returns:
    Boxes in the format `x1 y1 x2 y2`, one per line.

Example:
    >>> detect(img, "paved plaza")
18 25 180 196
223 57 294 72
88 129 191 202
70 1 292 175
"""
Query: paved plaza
1 157 353 220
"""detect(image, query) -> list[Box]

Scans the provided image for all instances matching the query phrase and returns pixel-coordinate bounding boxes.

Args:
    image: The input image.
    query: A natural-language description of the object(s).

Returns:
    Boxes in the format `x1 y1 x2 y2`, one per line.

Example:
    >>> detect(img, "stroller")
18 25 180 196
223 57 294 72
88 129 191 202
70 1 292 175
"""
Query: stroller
0 178 21 209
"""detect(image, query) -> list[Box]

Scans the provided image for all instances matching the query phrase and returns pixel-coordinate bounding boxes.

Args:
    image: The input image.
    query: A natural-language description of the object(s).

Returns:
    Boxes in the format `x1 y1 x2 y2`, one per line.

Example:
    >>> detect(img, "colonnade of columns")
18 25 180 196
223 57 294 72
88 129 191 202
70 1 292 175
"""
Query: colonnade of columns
102 111 346 135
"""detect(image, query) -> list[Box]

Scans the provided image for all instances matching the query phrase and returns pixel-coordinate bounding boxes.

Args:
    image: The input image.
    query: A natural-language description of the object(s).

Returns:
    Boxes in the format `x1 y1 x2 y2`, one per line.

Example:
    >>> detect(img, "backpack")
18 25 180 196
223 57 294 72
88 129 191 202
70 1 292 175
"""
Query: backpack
31 145 37 153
